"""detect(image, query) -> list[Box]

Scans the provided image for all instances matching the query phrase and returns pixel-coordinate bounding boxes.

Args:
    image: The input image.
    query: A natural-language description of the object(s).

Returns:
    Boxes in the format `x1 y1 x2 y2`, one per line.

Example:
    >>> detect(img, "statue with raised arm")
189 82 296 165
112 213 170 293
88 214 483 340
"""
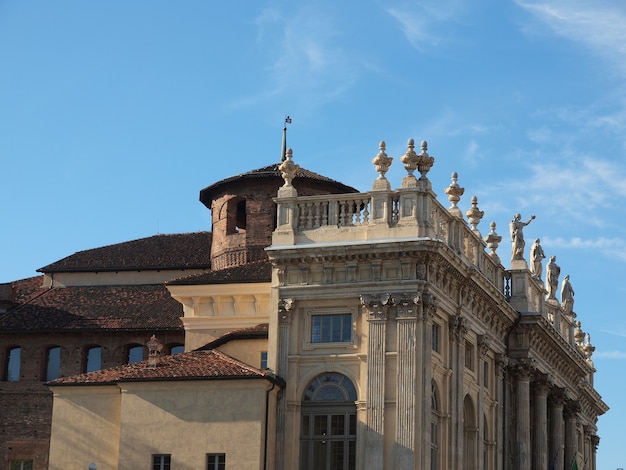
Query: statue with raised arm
545 256 560 301
530 238 546 279
510 213 535 261
561 274 575 315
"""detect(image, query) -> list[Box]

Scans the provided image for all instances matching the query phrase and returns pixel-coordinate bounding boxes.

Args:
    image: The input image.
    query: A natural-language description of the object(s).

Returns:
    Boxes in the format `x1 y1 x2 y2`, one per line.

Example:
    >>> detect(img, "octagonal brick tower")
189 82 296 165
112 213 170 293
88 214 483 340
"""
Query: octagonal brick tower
199 162 358 271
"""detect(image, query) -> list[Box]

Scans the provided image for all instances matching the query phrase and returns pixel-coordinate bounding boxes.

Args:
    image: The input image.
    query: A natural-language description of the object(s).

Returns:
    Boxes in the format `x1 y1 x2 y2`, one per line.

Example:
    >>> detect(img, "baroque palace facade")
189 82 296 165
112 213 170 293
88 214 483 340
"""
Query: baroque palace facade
1 136 607 470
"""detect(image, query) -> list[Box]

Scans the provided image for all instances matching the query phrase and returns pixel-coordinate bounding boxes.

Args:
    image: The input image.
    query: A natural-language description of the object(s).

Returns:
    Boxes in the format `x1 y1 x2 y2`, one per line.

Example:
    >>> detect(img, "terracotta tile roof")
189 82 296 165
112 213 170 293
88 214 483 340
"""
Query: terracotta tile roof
0 278 183 332
198 323 269 350
200 163 358 206
168 260 271 285
46 349 274 385
38 232 212 273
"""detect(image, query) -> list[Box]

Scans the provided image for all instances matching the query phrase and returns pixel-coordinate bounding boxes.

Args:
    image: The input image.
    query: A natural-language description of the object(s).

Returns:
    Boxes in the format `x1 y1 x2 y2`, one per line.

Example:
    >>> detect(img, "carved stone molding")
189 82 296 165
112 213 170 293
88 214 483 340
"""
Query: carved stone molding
449 314 467 341
360 293 391 321
389 292 420 319
478 334 490 358
278 298 295 324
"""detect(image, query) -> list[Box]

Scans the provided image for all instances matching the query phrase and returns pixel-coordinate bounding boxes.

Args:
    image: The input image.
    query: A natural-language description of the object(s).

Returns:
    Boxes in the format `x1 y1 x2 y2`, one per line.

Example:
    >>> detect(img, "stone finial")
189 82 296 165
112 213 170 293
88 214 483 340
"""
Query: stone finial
484 222 502 262
146 335 163 369
444 172 465 218
400 138 419 188
465 195 484 235
372 141 392 191
574 321 585 346
279 148 299 187
417 140 435 179
583 333 595 360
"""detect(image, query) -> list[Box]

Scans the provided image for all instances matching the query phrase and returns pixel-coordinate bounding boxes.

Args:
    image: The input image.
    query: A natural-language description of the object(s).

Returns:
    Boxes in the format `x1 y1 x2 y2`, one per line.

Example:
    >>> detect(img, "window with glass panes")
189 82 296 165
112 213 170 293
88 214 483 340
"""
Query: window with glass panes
311 314 351 343
152 454 171 470
10 460 33 470
300 372 357 470
206 453 225 470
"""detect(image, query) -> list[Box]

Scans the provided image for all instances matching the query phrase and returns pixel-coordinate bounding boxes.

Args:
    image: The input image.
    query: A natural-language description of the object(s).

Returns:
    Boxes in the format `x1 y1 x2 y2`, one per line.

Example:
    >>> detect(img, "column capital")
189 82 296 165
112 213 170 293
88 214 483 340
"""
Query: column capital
449 314 467 341
477 334 490 358
512 359 535 380
548 386 566 406
278 298 295 324
360 293 391 321
564 400 581 419
389 292 420 319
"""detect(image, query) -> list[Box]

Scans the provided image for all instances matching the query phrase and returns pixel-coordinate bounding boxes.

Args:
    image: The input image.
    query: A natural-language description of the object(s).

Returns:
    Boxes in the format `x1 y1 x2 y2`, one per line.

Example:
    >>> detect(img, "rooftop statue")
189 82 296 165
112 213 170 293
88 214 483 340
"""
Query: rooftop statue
546 255 560 301
561 274 575 316
530 238 546 279
510 213 535 262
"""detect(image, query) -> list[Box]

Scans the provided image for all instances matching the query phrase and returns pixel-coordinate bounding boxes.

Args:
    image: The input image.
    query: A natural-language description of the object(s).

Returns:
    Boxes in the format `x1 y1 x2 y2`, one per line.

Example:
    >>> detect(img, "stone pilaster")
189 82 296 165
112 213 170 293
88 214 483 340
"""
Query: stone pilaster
549 388 565 470
361 294 390 470
477 335 489 470
420 291 437 470
532 378 550 470
392 292 420 469
514 364 532 470
495 354 507 470
275 298 294 470
564 402 580 470
449 314 467 470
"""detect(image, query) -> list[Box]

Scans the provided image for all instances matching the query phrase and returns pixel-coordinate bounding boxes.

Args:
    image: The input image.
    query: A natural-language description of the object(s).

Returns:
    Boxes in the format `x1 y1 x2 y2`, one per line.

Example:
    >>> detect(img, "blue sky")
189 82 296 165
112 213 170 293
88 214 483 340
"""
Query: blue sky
1 0 625 466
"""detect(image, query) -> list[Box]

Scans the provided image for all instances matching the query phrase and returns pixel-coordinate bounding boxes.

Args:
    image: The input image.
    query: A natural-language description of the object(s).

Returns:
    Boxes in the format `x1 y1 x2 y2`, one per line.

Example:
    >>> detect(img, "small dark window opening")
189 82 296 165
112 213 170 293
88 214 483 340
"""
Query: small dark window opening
236 199 246 231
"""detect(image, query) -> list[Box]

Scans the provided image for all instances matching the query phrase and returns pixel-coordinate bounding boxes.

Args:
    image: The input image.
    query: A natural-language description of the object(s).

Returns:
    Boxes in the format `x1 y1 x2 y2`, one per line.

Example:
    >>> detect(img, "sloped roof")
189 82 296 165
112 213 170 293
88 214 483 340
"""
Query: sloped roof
198 323 269 350
0 277 183 332
168 260 271 285
38 232 213 273
199 163 358 207
46 349 276 386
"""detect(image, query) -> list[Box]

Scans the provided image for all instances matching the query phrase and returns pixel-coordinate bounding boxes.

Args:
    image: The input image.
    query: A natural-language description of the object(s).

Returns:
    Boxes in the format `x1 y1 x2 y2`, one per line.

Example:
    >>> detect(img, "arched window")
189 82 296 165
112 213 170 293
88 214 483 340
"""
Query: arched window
127 345 144 364
5 347 21 381
46 346 61 381
226 197 247 234
431 381 440 470
300 372 357 470
169 344 184 355
85 346 101 373
464 395 477 470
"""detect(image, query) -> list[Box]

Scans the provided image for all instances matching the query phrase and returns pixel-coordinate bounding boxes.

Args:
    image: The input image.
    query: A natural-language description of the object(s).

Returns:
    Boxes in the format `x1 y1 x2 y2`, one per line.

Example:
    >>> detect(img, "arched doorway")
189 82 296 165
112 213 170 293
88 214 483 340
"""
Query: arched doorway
463 394 478 470
300 372 357 470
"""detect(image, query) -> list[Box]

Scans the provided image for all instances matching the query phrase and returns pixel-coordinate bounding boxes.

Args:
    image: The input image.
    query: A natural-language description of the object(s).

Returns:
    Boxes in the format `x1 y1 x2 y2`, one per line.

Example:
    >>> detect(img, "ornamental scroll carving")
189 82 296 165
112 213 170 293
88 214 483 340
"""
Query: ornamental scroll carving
278 298 294 324
360 293 391 321
390 292 421 319
449 314 467 341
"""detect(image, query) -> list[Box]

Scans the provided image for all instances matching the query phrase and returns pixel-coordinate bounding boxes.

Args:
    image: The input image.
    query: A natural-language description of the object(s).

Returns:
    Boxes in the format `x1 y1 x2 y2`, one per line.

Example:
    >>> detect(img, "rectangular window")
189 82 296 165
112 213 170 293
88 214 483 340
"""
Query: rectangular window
207 453 225 470
311 314 352 343
153 454 171 470
10 461 33 470
5 347 21 381
431 323 440 353
483 361 489 388
465 341 474 371
46 346 61 381
260 351 268 369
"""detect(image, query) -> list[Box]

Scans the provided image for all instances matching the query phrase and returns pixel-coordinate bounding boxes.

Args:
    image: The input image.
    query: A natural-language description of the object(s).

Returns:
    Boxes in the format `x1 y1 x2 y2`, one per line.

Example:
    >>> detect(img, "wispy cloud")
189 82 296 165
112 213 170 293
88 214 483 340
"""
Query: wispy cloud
385 1 466 50
594 350 626 359
230 6 358 111
516 0 626 78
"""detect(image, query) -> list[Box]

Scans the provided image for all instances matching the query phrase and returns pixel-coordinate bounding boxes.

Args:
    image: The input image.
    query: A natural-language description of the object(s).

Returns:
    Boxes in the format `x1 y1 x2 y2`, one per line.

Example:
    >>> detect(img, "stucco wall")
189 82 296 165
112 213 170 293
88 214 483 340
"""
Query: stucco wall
48 386 121 470
117 380 269 470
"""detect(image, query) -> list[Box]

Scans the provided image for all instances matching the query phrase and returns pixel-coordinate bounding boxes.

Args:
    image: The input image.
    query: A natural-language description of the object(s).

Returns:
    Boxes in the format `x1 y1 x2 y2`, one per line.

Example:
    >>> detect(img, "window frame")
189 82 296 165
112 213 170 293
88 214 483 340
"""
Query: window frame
152 454 171 470
45 346 61 381
303 308 357 350
10 460 33 470
206 453 226 470
5 346 21 381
